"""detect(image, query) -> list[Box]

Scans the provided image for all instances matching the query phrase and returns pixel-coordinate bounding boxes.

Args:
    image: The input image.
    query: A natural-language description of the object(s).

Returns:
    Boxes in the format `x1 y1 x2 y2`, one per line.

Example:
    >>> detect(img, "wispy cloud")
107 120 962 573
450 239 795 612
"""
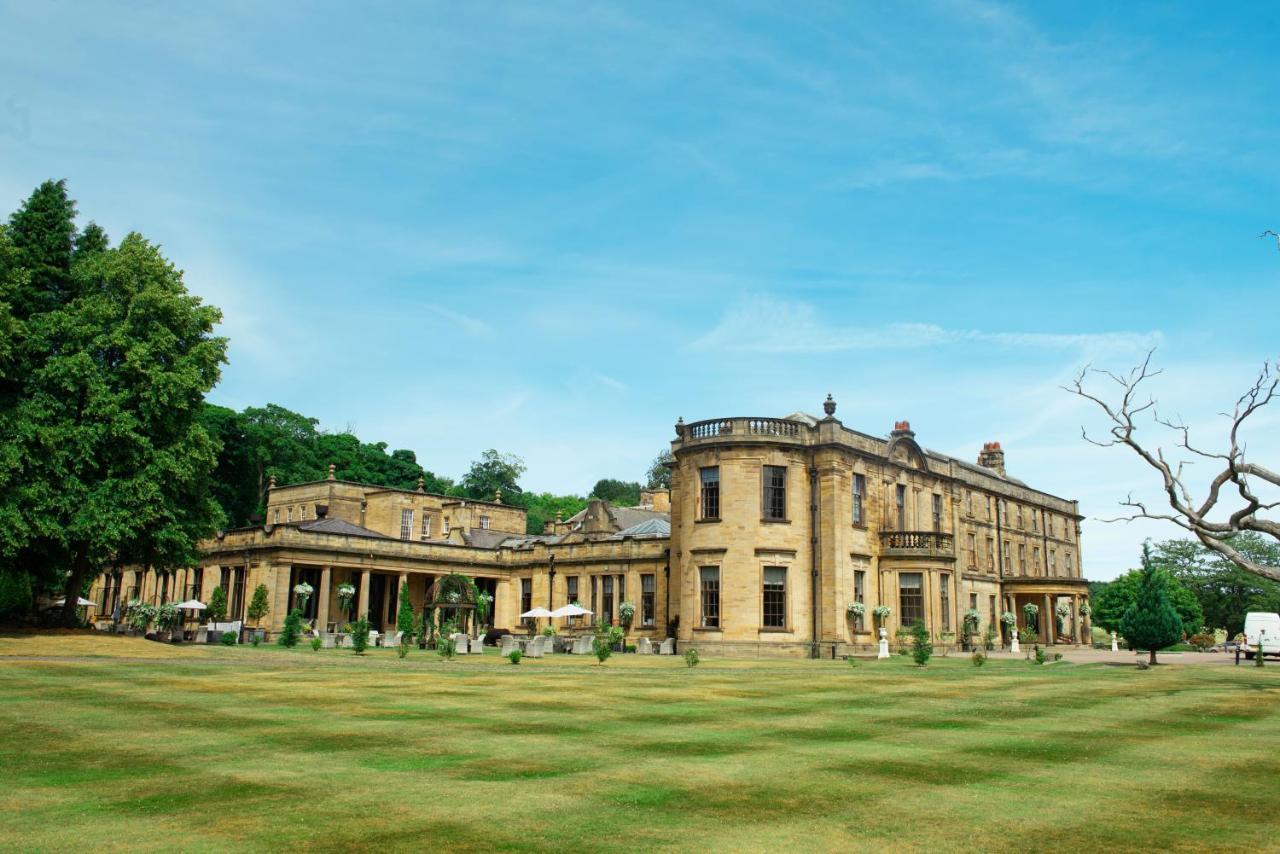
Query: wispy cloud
693 296 1161 357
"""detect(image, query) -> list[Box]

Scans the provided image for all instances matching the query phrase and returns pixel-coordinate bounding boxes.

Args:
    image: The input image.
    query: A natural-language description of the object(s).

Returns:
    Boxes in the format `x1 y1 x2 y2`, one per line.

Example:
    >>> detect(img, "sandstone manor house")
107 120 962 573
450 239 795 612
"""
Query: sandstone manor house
91 397 1090 656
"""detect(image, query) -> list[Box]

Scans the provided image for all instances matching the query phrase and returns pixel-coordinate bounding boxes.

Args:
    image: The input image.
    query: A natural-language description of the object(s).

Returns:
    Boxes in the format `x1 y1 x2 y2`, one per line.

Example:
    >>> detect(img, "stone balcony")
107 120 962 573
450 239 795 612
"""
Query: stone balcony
879 531 955 561
675 416 809 446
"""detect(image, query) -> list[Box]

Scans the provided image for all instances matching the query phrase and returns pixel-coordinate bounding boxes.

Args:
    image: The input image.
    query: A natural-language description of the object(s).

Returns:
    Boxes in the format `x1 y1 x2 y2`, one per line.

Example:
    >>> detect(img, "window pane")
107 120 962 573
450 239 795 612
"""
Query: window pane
700 467 720 519
762 566 786 628
763 465 786 520
899 572 924 627
700 567 720 628
852 474 865 524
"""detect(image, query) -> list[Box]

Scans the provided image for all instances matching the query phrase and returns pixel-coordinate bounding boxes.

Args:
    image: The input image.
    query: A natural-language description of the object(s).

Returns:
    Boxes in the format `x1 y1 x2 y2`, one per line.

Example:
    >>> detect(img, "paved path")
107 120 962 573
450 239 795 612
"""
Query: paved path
983 647 1238 666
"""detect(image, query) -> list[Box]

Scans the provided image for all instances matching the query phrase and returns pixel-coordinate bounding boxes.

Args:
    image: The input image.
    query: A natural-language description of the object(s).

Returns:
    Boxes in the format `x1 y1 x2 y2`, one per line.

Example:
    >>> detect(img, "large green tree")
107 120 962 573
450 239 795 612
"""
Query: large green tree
1149 534 1280 637
590 478 641 506
458 449 525 502
0 181 227 624
1091 551 1203 638
1119 544 1185 665
645 450 673 489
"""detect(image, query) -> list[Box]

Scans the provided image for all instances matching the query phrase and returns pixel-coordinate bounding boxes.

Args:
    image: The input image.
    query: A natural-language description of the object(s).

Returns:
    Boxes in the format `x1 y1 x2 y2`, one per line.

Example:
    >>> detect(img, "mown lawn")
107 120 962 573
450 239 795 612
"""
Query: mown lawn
1 634 1277 852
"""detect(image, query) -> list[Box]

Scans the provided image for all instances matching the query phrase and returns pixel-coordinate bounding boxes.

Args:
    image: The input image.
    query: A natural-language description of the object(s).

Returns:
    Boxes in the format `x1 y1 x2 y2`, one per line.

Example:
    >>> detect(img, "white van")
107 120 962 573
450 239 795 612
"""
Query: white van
1242 612 1280 660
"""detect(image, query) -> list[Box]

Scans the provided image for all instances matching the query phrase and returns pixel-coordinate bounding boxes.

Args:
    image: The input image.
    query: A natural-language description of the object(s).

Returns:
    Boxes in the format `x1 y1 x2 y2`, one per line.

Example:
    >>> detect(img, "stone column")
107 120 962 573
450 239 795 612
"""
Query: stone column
358 569 371 620
1042 593 1053 645
317 566 332 633
1071 594 1079 645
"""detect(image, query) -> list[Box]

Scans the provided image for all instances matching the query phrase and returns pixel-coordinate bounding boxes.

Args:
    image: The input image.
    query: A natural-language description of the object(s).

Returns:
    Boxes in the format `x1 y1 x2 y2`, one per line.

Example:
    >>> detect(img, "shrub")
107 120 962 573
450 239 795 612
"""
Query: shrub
624 644 636 653
1053 652 1063 661
277 608 303 648
219 631 236 646
507 649 522 665
154 603 181 634
437 620 458 660
126 600 156 632
593 619 622 664
250 635 260 648
396 642 408 659
1034 646 1047 665
350 618 371 654
971 648 986 667
542 625 555 637
684 648 700 668
1189 632 1215 652
983 626 996 651
910 620 932 667
207 586 227 622
0 571 34 623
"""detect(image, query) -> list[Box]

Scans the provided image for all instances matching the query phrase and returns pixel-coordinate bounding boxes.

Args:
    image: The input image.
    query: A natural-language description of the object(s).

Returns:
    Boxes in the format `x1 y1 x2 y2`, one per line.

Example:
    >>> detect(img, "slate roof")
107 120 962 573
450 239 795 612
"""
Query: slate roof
296 517 392 539
606 518 671 540
563 504 669 531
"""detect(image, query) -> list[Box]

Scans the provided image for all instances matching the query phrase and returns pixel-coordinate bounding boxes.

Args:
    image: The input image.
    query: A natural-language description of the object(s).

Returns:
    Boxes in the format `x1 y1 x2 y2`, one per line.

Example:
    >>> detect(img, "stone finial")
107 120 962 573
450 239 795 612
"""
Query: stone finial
555 509 563 524
674 416 685 438
823 394 836 417
416 476 425 493
494 488 502 504
327 463 336 481
268 474 277 490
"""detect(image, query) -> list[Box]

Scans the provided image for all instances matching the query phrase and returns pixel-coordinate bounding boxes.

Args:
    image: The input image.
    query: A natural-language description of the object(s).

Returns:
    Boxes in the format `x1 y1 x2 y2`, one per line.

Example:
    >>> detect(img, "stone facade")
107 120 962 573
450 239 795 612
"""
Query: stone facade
90 399 1089 657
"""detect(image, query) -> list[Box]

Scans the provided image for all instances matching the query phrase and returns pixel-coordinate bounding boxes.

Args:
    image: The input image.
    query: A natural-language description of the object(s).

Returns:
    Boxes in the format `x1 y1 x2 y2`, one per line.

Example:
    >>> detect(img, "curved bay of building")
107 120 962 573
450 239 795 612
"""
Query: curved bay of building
91 401 1091 657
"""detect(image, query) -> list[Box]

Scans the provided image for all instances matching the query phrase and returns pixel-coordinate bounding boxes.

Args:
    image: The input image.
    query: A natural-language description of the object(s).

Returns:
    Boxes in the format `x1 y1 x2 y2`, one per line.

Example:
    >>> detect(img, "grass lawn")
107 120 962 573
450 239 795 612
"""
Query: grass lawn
1 634 1278 852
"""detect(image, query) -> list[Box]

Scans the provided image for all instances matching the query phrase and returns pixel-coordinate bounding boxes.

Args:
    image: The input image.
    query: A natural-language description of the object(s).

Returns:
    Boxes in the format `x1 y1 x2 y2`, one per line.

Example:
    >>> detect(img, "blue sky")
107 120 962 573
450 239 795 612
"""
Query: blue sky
2 1 1278 579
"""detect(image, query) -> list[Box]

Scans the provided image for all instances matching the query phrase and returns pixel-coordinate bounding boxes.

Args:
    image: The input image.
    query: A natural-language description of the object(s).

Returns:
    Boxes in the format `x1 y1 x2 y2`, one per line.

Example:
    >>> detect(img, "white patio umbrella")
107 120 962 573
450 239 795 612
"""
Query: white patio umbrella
519 607 555 619
174 599 206 611
54 597 96 607
549 604 592 618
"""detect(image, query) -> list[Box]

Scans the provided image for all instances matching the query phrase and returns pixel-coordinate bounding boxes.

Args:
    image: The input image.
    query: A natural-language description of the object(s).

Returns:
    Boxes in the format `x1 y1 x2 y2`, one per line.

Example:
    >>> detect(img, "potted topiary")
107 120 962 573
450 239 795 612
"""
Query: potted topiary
206 585 227 642
246 583 270 643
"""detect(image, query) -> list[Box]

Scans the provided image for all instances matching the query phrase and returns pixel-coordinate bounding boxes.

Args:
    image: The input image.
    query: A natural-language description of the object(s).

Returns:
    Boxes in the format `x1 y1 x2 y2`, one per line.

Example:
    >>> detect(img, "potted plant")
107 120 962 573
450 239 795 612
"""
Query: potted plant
293 582 314 613
246 583 270 643
337 582 356 617
126 600 156 636
847 601 866 631
1023 602 1039 634
873 605 891 629
963 608 982 649
1054 599 1071 640
154 602 181 641
618 600 635 648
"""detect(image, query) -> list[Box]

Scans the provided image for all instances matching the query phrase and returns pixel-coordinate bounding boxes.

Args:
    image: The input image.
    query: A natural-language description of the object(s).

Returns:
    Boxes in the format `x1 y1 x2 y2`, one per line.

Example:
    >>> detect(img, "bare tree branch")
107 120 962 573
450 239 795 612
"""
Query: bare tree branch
1066 352 1280 583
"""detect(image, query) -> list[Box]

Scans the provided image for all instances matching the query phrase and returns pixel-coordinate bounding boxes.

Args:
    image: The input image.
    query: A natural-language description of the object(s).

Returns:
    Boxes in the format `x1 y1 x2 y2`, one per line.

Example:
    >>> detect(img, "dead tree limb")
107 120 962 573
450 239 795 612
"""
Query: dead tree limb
1066 352 1280 582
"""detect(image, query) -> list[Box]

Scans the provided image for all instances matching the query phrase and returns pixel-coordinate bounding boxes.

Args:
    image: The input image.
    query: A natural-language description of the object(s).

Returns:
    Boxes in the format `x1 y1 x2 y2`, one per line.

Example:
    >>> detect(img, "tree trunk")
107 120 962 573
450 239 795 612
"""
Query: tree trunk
1149 648 1158 666
60 550 91 628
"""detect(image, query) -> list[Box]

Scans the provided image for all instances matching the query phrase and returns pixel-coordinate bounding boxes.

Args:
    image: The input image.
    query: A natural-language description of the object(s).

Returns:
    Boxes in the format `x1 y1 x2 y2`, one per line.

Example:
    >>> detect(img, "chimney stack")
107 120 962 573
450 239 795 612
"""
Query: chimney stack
977 442 1006 477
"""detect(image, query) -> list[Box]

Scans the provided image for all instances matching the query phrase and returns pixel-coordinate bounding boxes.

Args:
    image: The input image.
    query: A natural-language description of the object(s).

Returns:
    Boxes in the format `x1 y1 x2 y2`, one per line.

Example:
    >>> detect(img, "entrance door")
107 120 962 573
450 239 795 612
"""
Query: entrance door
368 574 387 630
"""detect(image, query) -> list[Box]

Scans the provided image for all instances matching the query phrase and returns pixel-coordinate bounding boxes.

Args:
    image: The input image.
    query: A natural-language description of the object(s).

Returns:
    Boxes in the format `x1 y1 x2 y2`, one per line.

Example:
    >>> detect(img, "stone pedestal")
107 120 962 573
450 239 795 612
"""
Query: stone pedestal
877 627 890 659
1011 634 1021 654
1111 631 1118 653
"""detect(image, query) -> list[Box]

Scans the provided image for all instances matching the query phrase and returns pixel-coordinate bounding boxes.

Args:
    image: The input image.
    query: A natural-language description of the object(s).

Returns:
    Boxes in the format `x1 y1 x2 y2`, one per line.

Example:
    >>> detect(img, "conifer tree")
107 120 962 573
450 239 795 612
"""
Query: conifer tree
396 580 414 647
1119 543 1184 665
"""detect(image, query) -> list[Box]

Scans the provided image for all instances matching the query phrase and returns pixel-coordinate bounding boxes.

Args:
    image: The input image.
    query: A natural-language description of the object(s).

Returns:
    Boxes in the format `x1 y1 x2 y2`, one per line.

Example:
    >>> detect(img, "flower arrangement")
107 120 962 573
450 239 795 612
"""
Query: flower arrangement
293 582 314 610
1000 611 1017 627
336 583 356 612
963 608 981 630
873 605 892 620
847 602 866 617
618 601 636 626
1054 600 1071 617
1023 602 1039 616
1079 601 1092 617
